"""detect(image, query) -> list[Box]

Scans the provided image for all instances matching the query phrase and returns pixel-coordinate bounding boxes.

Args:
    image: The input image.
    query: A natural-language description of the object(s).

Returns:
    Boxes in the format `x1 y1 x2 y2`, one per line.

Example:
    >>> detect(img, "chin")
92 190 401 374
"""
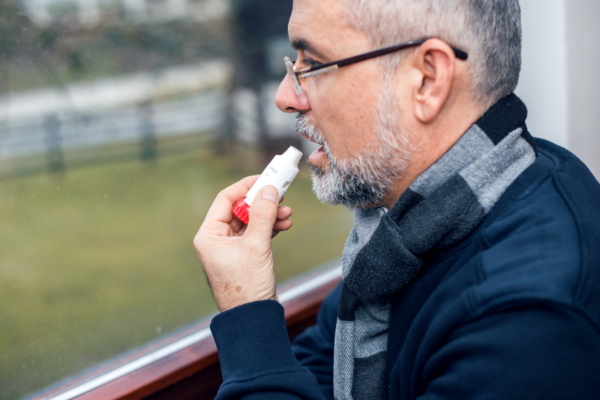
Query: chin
309 163 388 211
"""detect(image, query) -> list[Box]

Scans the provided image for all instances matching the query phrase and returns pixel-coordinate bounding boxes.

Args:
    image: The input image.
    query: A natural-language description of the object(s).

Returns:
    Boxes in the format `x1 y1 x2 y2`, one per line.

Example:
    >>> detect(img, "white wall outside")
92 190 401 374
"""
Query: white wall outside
516 0 599 178
566 0 600 179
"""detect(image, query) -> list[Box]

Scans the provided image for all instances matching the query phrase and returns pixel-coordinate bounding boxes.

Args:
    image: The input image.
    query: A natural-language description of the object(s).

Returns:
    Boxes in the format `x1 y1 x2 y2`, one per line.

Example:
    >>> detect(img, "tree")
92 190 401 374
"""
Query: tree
0 0 36 94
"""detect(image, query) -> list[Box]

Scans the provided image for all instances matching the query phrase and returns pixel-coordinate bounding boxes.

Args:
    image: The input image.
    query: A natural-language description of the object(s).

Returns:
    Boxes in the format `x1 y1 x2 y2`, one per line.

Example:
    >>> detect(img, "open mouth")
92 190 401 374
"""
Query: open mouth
297 132 326 163
311 145 325 159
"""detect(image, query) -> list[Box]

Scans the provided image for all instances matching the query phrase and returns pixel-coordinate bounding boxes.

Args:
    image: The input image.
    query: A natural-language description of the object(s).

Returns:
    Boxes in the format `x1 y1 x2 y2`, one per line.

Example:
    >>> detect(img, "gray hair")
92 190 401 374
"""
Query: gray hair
342 0 522 107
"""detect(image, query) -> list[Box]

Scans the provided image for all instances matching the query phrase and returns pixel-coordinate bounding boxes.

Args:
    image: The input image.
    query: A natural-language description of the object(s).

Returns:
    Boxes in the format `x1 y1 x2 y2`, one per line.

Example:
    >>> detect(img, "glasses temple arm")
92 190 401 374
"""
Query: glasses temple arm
302 39 468 76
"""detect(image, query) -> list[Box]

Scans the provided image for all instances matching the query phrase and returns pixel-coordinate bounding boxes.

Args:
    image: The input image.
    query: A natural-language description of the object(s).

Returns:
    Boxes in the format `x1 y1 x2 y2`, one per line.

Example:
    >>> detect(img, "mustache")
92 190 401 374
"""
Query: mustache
295 114 325 146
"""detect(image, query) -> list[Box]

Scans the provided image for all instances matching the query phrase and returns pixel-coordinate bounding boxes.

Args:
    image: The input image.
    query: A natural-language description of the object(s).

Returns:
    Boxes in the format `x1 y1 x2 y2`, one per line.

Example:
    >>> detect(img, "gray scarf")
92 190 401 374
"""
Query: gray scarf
333 94 537 399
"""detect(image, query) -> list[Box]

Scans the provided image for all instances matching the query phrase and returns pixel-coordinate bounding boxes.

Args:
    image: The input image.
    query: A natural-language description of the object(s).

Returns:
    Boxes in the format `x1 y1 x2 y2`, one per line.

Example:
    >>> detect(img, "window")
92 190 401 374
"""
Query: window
0 1 353 399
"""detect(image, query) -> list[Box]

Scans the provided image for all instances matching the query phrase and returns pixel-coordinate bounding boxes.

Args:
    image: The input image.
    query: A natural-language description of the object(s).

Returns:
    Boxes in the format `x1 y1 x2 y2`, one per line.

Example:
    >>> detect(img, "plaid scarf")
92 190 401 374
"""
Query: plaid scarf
333 94 537 399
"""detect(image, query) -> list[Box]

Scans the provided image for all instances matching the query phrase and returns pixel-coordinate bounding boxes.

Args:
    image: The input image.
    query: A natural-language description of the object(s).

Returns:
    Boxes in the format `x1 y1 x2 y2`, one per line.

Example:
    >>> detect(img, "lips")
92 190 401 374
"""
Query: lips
296 131 325 164
309 145 326 164
295 115 327 164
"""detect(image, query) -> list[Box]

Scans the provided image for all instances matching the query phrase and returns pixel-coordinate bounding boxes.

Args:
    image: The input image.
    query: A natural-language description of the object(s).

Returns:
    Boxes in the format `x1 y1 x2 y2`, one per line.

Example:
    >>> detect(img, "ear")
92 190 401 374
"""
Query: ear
411 39 456 123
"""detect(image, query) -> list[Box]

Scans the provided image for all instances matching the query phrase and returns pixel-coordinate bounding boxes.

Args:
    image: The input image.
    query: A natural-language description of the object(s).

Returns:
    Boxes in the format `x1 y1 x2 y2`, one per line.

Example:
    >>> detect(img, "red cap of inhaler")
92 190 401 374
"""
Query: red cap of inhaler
232 198 250 224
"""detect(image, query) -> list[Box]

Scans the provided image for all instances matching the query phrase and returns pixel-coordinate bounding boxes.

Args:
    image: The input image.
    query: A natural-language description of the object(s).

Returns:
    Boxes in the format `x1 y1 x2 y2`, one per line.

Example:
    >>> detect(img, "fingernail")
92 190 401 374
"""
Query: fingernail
261 186 277 203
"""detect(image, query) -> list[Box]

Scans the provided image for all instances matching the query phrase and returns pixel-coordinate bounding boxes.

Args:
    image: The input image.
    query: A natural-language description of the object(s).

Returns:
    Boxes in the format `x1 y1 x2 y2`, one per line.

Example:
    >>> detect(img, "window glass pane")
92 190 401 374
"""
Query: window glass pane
0 1 353 398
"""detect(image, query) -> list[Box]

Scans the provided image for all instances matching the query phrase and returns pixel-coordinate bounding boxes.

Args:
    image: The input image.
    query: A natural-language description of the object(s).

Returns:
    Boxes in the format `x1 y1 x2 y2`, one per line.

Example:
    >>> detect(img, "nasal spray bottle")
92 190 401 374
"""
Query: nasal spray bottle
232 146 303 224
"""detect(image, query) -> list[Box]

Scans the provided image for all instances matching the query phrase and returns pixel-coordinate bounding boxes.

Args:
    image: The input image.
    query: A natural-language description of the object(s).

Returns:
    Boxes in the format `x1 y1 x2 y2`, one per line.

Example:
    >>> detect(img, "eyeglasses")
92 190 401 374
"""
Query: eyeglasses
284 39 468 95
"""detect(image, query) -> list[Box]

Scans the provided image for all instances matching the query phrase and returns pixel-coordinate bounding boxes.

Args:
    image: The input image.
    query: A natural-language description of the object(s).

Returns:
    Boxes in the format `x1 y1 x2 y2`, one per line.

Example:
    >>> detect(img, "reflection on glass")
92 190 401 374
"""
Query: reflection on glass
0 1 352 399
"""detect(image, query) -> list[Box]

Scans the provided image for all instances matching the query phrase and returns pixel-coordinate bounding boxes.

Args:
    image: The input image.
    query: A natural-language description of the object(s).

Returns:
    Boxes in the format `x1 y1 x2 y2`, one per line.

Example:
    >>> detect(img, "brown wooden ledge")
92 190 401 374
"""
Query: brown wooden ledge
31 262 341 400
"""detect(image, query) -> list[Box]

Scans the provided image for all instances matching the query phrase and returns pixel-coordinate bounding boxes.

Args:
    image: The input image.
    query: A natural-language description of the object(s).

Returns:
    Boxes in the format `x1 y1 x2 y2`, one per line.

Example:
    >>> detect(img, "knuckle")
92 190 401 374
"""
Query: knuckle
193 235 202 250
193 232 208 254
215 189 228 201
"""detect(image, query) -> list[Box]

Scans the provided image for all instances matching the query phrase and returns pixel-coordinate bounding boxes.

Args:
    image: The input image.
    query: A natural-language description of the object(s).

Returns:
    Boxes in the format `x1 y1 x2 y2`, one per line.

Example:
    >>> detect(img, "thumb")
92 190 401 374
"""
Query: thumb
245 185 279 240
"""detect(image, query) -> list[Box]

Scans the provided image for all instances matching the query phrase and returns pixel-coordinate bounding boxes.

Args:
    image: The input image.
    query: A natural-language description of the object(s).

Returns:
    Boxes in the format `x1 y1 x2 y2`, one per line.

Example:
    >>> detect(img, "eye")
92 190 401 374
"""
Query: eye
301 58 322 68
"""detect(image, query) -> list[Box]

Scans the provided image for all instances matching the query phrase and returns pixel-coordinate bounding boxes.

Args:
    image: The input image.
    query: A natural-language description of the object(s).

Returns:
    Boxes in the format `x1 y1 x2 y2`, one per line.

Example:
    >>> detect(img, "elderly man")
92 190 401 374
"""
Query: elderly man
194 0 600 398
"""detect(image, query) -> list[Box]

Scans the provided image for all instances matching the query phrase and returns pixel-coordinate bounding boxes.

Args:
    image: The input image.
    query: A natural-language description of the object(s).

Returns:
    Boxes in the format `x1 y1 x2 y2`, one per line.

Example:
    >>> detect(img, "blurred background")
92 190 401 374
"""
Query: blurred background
0 0 598 399
0 1 354 398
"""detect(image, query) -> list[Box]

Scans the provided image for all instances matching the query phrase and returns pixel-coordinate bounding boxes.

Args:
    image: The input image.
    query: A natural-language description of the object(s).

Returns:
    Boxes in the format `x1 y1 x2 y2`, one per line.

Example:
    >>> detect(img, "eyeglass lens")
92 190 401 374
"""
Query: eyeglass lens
284 56 304 95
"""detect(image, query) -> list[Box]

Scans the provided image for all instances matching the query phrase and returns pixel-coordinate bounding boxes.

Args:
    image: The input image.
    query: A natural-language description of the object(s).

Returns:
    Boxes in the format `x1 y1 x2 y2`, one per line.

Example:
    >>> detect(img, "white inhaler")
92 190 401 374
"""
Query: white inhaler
232 146 303 224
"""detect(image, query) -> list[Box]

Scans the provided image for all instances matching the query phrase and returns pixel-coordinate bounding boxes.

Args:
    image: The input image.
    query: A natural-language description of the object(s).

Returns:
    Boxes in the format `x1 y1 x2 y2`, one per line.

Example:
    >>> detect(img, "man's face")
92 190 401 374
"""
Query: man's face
275 0 413 209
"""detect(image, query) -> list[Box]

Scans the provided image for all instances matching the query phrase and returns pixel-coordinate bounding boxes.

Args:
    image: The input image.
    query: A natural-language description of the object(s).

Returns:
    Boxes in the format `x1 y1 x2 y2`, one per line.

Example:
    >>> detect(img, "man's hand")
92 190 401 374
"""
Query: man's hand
193 176 294 312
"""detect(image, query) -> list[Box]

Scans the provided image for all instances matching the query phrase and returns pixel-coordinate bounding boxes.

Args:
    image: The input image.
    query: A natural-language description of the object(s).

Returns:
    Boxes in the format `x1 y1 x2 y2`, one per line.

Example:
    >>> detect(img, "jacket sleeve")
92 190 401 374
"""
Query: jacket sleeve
210 300 326 400
291 282 342 400
415 303 600 399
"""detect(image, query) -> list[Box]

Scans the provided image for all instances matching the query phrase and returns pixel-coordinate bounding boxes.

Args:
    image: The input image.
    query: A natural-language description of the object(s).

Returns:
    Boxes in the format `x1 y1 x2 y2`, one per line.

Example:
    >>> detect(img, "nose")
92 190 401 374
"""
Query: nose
275 75 311 113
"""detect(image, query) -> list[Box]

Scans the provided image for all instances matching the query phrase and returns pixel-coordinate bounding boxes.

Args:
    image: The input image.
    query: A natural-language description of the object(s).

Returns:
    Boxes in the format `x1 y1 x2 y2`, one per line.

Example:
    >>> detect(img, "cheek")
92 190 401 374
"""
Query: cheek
311 85 380 158
305 57 385 154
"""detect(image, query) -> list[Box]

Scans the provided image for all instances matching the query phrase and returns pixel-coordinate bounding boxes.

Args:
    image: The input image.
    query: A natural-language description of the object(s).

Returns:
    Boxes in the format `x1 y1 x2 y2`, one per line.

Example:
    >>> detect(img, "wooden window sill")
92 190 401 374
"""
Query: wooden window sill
31 262 341 400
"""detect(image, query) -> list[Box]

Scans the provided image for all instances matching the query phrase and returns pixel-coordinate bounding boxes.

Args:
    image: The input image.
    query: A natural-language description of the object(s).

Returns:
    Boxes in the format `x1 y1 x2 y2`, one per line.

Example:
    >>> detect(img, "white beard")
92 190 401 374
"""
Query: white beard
296 88 412 210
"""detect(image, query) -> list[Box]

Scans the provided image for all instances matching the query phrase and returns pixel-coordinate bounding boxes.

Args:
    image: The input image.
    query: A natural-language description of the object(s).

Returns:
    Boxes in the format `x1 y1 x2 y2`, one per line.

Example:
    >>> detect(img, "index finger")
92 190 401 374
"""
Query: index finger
205 175 259 224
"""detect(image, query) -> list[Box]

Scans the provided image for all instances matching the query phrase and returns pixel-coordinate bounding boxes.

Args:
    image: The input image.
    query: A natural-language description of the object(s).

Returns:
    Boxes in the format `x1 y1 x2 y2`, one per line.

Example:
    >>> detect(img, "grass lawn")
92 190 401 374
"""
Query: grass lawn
0 141 354 399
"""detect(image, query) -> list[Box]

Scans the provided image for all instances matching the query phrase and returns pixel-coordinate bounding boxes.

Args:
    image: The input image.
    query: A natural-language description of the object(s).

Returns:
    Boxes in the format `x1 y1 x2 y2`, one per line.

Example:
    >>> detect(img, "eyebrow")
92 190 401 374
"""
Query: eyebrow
290 39 327 60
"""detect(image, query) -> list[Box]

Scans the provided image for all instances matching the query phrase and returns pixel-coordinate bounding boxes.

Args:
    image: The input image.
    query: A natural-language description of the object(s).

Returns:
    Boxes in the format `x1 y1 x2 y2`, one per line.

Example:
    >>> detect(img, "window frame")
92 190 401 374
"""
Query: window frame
28 261 342 400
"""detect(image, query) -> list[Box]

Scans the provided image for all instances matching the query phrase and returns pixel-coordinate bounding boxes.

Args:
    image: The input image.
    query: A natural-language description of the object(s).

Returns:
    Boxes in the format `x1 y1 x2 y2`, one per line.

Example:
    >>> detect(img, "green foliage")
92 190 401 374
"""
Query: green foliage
0 1 34 65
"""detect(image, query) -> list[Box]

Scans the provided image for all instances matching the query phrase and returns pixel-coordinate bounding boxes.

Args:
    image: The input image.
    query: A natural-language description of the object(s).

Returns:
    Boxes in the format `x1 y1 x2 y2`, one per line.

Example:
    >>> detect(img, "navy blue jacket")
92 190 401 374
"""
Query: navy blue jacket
211 139 600 399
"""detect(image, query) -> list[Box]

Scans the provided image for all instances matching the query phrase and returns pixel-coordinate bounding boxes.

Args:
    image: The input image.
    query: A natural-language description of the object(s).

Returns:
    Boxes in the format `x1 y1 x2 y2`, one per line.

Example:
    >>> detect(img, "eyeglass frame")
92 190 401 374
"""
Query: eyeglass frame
284 38 469 95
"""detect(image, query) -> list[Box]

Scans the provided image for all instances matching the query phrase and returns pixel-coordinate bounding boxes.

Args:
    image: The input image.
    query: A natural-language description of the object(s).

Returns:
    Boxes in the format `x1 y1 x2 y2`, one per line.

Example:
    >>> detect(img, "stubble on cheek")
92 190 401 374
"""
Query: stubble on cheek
295 82 412 210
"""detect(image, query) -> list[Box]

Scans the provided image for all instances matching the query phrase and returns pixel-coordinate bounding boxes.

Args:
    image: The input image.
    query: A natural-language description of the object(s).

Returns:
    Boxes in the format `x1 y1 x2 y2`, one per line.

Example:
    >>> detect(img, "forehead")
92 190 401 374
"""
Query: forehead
289 0 365 58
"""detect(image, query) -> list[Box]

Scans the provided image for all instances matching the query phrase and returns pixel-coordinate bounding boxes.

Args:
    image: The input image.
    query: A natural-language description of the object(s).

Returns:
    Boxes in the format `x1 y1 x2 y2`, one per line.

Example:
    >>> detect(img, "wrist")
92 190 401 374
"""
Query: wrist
210 300 300 382
216 288 278 312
